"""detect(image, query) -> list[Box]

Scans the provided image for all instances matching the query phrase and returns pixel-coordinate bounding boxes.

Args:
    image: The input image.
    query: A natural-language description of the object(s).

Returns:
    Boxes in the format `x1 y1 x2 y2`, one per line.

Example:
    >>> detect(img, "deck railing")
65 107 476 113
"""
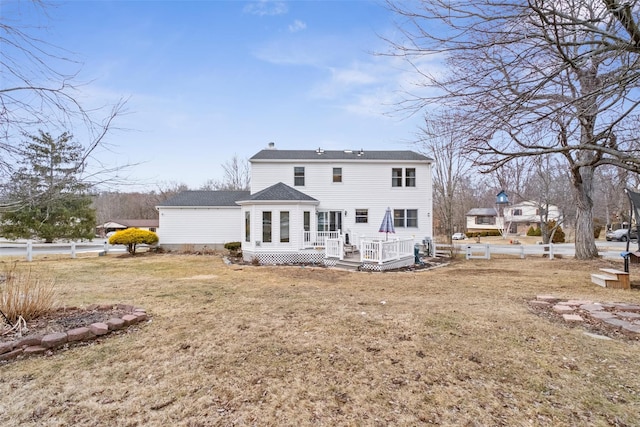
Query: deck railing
302 230 340 248
360 238 415 264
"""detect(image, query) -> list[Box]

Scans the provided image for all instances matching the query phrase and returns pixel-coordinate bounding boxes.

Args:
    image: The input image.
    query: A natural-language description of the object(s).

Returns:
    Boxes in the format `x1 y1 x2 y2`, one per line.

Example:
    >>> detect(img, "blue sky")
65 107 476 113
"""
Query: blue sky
6 0 432 190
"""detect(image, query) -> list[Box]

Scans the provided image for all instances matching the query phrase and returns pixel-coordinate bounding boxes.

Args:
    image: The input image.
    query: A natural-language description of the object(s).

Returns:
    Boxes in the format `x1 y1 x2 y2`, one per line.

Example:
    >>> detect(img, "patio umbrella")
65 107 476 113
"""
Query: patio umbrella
379 207 395 241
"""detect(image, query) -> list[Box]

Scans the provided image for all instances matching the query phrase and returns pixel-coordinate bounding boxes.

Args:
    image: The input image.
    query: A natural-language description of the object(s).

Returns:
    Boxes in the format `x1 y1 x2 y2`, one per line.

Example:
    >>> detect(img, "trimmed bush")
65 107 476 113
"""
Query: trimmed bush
109 228 159 255
527 226 542 237
224 241 242 257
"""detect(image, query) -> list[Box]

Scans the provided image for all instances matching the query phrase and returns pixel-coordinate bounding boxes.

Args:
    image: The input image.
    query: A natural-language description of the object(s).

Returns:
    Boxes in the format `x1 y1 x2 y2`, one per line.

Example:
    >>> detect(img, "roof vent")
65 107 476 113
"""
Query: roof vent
344 150 353 154
357 148 364 156
267 142 276 150
316 147 325 155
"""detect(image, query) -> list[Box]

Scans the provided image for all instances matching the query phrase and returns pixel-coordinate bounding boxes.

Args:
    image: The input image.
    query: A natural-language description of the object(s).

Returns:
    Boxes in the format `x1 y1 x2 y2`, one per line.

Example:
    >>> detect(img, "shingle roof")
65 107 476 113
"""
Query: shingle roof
250 149 432 162
157 191 250 207
241 182 318 202
466 208 497 216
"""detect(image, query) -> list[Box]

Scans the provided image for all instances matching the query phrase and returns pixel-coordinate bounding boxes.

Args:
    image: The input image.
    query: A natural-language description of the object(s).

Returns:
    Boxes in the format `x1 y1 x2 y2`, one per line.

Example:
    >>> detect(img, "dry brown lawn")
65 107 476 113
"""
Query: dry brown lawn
1 253 639 426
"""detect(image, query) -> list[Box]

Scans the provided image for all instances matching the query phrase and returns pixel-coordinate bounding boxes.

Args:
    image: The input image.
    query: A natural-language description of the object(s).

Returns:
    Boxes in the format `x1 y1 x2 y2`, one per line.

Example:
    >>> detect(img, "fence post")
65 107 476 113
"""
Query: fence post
378 242 383 265
71 241 76 259
466 245 471 260
104 240 109 254
549 243 554 260
26 240 33 262
485 244 490 259
520 245 525 259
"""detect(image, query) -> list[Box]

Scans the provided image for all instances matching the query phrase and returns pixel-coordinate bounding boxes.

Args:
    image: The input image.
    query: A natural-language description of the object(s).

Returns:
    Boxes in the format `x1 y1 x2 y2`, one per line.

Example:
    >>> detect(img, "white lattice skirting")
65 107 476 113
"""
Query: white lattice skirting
360 256 415 272
243 250 326 265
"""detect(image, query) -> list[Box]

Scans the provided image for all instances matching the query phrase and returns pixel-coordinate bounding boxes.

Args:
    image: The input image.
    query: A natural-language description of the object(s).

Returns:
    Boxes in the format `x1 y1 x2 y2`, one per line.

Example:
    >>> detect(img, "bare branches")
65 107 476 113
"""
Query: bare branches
0 2 127 204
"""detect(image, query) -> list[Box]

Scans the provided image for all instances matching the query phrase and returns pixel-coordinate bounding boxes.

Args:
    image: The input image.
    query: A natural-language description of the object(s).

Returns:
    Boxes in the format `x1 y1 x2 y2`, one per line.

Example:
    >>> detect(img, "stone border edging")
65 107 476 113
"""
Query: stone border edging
0 304 148 362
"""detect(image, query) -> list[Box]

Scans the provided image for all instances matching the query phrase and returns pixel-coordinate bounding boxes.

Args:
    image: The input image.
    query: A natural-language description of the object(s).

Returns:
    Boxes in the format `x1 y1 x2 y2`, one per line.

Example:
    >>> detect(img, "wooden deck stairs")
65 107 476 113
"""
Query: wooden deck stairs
333 251 361 271
591 268 630 290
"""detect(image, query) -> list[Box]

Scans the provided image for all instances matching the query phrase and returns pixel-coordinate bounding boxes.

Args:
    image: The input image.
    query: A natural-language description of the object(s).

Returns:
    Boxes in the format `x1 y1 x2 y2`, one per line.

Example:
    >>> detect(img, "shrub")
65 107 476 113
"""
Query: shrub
548 220 566 243
224 241 242 256
109 228 159 255
527 226 542 237
593 218 604 239
0 263 56 323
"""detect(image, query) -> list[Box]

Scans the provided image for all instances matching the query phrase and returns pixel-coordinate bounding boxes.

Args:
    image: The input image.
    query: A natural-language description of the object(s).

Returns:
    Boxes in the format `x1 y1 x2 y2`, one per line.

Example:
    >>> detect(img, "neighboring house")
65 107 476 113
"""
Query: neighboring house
97 219 159 237
466 201 562 235
156 191 250 251
157 145 433 270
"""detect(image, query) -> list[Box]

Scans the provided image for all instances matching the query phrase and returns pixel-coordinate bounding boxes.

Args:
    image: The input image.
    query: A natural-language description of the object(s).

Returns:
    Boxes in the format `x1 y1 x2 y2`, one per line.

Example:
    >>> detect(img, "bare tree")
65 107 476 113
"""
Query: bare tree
1 2 126 207
385 0 640 259
417 112 473 241
200 154 250 191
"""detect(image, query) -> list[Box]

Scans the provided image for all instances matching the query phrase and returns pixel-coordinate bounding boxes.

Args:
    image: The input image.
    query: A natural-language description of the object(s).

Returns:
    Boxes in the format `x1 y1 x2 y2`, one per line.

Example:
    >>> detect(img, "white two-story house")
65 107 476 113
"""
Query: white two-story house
157 145 433 270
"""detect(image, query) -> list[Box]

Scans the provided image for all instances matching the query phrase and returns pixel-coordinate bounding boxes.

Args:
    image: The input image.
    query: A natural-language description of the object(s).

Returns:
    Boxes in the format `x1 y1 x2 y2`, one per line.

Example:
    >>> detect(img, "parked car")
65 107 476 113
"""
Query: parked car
606 227 638 242
452 232 467 240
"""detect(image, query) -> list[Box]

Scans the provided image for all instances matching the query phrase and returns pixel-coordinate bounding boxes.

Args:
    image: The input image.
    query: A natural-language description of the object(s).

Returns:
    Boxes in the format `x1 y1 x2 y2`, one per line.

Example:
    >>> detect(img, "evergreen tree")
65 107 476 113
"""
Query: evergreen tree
1 131 95 242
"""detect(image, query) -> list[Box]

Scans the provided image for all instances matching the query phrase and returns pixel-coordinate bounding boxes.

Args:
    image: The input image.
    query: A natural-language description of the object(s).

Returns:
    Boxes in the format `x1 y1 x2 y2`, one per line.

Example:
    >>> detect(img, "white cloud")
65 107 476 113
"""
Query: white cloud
288 19 306 33
243 1 288 17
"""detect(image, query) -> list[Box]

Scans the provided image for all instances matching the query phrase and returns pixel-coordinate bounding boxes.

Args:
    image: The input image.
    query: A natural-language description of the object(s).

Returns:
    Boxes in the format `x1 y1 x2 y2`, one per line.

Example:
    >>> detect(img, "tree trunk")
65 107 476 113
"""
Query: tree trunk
572 165 599 259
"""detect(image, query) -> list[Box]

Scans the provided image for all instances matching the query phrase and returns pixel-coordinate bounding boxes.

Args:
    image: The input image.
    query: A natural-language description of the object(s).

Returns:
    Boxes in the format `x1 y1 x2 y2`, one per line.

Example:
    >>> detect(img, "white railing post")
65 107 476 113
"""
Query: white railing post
549 243 554 260
26 240 33 262
104 240 109 254
378 241 383 265
71 241 76 259
520 245 525 259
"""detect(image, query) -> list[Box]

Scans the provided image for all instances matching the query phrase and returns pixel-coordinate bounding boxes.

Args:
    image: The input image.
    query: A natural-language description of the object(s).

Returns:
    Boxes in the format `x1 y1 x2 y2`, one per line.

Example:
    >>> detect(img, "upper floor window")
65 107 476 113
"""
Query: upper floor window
355 209 368 223
512 209 522 216
392 168 416 187
333 167 342 183
294 167 305 186
405 168 416 187
392 168 403 187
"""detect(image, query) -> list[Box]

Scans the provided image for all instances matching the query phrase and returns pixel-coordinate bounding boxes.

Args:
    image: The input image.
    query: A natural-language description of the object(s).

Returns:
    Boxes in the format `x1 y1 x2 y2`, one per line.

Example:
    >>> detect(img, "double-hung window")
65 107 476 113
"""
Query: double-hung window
405 168 416 187
393 209 418 228
392 168 403 187
294 167 305 186
333 167 342 183
392 168 416 187
355 209 368 223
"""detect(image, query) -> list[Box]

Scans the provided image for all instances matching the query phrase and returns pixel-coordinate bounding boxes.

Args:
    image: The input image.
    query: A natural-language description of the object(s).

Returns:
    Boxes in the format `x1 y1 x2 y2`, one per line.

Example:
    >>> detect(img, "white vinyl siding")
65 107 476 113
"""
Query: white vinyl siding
158 207 241 245
250 159 432 242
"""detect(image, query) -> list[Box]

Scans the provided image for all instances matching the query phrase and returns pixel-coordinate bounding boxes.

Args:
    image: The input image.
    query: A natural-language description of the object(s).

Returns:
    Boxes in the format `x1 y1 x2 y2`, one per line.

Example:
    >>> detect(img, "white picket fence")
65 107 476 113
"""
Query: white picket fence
436 242 625 260
0 240 116 262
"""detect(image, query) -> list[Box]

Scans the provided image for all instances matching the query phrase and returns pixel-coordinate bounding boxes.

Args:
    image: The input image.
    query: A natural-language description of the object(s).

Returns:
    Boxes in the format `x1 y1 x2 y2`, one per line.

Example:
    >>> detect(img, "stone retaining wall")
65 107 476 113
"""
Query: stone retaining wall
0 304 148 362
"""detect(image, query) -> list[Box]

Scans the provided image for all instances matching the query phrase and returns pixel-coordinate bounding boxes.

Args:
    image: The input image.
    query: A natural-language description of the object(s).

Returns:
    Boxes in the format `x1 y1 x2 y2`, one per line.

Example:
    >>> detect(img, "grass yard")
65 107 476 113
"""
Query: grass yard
1 253 639 426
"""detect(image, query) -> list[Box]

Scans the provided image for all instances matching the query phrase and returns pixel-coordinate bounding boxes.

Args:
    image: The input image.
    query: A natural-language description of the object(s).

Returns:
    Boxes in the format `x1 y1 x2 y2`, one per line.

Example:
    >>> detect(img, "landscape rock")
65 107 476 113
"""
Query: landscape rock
16 335 43 348
0 348 23 360
41 332 68 349
121 314 138 326
0 341 14 355
553 305 574 313
106 318 125 330
89 322 109 336
67 327 94 342
562 314 584 323
23 345 47 355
